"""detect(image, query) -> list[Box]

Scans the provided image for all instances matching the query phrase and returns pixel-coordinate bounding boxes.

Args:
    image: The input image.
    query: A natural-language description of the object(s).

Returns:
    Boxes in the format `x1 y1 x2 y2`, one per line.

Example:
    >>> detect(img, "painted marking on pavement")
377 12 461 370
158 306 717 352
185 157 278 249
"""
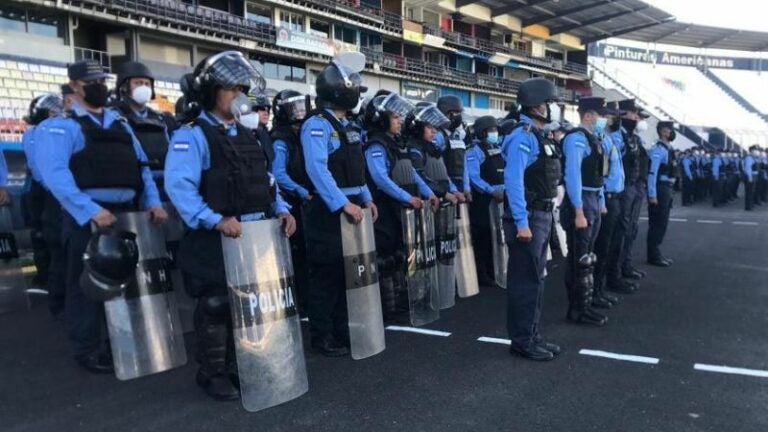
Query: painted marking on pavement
639 216 649 221
732 221 759 226
579 349 659 365
669 218 688 222
300 317 309 322
477 336 512 345
694 363 768 378
386 326 452 337
696 219 723 224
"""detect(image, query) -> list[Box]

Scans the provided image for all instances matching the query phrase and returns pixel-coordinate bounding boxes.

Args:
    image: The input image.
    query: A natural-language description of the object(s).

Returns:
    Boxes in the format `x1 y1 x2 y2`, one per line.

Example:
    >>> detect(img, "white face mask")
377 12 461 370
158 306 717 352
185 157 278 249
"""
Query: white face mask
131 85 153 106
351 97 365 115
635 120 648 133
548 102 561 123
238 112 261 130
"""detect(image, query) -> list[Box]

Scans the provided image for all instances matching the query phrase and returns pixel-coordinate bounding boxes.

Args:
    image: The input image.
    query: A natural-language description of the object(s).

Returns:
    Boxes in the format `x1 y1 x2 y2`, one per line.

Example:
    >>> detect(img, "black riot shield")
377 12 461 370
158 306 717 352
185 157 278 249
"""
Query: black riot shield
162 203 194 333
455 203 479 297
340 208 386 360
0 206 28 314
403 207 439 326
434 202 457 309
489 201 509 289
221 219 308 412
104 211 187 380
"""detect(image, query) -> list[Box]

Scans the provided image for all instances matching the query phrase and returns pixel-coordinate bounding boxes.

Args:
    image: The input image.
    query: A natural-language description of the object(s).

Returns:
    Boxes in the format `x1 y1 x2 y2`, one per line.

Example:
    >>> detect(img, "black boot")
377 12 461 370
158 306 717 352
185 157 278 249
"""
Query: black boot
195 301 239 401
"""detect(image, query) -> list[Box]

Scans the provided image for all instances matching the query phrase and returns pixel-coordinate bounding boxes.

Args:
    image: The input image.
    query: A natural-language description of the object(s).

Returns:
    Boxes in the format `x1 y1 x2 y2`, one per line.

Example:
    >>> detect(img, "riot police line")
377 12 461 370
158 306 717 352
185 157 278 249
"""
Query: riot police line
0 50 691 411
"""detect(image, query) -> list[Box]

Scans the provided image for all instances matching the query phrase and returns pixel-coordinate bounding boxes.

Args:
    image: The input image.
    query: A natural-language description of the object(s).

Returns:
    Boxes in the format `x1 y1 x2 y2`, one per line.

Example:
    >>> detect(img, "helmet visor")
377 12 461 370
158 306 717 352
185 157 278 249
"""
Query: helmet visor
279 94 307 122
36 94 64 115
201 51 265 92
414 104 450 128
375 93 415 119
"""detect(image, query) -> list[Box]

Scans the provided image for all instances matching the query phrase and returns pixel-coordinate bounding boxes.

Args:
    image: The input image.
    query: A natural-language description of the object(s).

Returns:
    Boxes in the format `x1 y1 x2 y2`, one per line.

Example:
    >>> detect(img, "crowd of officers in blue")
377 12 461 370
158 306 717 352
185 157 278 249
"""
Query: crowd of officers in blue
4 49 764 402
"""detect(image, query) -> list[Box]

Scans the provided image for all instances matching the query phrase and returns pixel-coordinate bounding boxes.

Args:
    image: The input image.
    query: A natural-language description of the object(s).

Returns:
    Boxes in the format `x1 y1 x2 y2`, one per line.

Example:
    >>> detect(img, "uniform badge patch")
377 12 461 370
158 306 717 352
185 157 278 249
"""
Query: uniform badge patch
310 129 324 137
173 142 190 151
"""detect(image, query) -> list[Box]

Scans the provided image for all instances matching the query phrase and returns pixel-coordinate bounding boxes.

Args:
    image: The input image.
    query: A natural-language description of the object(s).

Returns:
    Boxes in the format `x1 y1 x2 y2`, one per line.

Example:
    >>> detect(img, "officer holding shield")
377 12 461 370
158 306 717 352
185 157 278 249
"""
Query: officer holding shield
165 51 295 400
35 59 167 373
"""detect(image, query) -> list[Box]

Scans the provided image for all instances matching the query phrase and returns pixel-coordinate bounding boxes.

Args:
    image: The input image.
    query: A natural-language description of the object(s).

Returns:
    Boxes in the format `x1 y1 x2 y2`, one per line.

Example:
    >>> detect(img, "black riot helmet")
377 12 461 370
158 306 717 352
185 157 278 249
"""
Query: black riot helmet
363 92 415 132
517 78 558 108
25 93 64 125
272 90 307 126
437 95 463 115
405 103 450 138
80 228 140 302
191 50 266 110
315 52 368 111
116 61 155 100
248 88 272 110
472 115 498 140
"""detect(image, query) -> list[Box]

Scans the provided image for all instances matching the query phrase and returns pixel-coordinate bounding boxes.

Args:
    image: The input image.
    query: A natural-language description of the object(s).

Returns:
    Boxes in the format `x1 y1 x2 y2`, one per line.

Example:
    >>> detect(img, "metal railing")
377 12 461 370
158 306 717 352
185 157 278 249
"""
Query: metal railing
74 47 111 71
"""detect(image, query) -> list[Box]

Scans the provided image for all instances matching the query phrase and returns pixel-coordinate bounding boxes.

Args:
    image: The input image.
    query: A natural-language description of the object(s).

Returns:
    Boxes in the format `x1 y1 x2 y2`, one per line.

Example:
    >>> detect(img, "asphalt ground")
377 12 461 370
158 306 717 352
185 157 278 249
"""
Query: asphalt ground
2 192 767 432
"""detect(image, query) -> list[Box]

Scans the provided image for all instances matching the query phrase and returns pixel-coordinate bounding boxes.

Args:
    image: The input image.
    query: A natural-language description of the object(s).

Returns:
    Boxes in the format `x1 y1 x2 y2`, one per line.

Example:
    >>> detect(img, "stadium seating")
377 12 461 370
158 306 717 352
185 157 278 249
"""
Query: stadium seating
711 69 768 114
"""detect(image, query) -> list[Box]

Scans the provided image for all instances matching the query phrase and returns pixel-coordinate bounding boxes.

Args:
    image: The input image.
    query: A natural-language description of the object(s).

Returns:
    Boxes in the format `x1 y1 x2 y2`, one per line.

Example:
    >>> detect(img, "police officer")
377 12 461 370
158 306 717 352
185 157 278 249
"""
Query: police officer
23 93 65 314
727 151 740 201
561 97 610 327
0 148 7 206
647 121 677 266
712 149 726 207
742 145 760 211
61 83 76 113
592 105 631 307
681 150 695 206
435 95 469 202
607 99 649 283
269 90 310 312
760 149 768 204
502 78 562 360
364 93 436 323
165 51 295 400
248 89 274 160
113 61 177 200
467 115 505 288
35 59 167 373
300 56 377 357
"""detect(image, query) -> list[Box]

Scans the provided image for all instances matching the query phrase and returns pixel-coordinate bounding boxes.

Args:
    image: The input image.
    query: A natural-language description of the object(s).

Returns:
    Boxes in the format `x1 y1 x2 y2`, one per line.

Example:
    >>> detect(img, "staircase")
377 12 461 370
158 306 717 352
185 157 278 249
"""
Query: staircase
698 66 768 127
589 59 714 150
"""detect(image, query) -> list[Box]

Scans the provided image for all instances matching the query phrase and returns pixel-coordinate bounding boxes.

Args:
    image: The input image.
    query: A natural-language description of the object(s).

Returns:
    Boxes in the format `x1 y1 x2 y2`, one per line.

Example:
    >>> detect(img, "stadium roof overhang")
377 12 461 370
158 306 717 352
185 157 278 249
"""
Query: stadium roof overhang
456 0 768 51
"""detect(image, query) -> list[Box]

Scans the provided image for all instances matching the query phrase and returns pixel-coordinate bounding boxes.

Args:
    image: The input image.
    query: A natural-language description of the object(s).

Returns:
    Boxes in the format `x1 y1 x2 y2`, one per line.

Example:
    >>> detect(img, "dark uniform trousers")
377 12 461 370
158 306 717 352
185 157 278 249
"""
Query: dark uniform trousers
744 178 756 210
42 189 65 315
24 179 50 286
608 180 645 278
681 175 695 205
593 192 622 290
503 208 552 348
759 174 768 203
287 196 310 314
647 183 673 261
372 198 409 320
470 193 494 282
305 196 363 342
712 177 725 207
561 191 601 310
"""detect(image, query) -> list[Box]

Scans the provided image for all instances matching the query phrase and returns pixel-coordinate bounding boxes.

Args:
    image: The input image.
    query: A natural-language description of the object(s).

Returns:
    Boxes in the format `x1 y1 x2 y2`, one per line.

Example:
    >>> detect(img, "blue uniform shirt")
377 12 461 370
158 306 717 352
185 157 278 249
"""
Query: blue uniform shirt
300 109 372 212
682 157 694 180
562 126 604 209
36 103 161 225
467 141 505 195
272 137 310 200
743 155 756 182
501 114 541 230
365 142 432 204
647 141 676 199
165 111 289 230
0 148 7 187
602 134 624 193
22 127 44 185
712 156 722 179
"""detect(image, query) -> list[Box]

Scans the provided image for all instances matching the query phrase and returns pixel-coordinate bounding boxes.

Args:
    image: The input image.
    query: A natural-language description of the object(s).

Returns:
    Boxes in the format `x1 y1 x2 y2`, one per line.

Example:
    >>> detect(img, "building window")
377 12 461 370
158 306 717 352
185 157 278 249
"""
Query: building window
245 2 271 25
251 57 307 83
309 18 329 38
422 10 439 28
0 7 27 33
279 11 304 33
0 6 65 39
333 24 357 44
490 97 512 111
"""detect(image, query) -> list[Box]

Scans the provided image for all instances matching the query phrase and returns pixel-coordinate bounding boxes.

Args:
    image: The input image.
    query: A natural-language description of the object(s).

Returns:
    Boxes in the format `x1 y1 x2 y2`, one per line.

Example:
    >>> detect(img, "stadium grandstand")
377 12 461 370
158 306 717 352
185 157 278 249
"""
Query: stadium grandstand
0 0 766 159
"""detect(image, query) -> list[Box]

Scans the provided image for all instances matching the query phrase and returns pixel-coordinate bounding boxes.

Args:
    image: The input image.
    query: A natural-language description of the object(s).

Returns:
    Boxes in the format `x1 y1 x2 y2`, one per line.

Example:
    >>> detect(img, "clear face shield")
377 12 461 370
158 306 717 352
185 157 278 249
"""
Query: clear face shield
278 94 308 123
200 50 266 93
372 93 416 120
414 104 450 129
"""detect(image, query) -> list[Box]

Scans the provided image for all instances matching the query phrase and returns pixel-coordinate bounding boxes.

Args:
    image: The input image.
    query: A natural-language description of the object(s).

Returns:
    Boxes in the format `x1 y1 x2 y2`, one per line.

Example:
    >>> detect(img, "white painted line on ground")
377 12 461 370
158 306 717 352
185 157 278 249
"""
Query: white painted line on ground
696 219 723 224
386 326 452 337
477 336 512 346
732 221 759 226
25 288 48 295
300 317 309 322
669 218 688 222
639 216 649 221
579 349 659 365
694 363 768 378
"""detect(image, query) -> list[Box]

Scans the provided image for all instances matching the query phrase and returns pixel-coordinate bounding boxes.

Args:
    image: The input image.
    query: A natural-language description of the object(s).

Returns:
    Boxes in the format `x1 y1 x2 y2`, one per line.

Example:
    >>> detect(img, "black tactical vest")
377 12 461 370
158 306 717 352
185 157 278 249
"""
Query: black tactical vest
622 131 641 183
410 137 451 195
367 130 417 198
524 127 562 202
564 128 605 188
195 119 274 217
479 142 505 186
441 127 466 181
311 111 366 189
638 145 650 181
270 125 311 193
115 103 169 170
69 115 143 192
657 142 678 180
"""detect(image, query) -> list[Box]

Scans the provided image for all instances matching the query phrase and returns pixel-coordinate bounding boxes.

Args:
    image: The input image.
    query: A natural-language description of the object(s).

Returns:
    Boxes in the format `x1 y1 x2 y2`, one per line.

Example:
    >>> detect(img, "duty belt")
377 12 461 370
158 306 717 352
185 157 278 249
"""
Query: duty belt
528 200 554 212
